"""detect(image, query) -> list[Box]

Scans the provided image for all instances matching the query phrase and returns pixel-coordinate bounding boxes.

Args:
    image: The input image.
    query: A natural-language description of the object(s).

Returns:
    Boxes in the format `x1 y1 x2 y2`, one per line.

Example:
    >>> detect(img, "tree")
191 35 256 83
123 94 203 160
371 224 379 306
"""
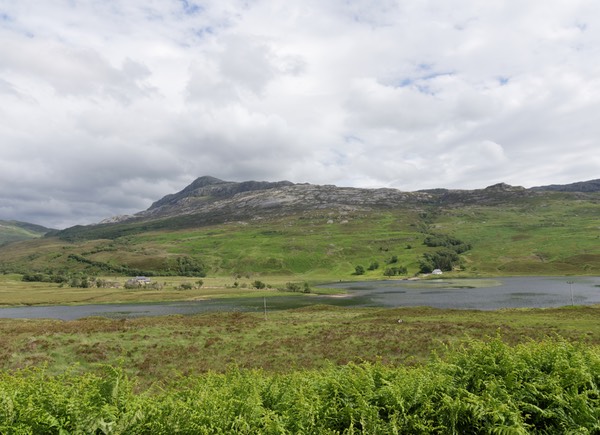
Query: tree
175 256 207 277
354 265 365 275
383 266 407 277
253 280 266 289
419 249 461 273
367 261 379 271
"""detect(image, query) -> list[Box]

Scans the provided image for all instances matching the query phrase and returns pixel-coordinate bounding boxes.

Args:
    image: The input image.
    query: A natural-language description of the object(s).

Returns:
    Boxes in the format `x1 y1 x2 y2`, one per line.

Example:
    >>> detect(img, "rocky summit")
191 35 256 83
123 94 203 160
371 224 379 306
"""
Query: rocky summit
119 176 600 224
55 175 600 240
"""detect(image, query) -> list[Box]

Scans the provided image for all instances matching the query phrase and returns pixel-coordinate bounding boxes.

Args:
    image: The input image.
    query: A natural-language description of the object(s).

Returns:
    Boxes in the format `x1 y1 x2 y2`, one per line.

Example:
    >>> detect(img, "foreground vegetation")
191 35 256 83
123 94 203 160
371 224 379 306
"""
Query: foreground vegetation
1 297 599 432
2 305 599 383
1 338 598 434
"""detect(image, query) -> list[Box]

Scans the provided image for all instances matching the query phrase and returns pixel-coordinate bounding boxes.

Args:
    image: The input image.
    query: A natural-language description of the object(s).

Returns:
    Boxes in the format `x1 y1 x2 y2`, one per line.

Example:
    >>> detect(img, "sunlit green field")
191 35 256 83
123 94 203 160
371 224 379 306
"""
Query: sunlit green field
0 274 346 307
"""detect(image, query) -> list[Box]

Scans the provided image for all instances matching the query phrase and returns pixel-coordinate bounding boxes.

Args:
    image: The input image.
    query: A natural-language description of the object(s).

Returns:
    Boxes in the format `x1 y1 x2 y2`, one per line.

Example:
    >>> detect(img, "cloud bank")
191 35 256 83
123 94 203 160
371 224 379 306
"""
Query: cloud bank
1 0 599 228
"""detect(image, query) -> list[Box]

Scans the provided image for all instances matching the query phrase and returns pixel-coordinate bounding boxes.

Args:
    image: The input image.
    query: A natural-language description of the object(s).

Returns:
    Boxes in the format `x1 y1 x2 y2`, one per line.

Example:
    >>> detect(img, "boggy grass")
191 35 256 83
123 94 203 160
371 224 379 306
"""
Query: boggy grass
0 338 598 433
1 305 599 384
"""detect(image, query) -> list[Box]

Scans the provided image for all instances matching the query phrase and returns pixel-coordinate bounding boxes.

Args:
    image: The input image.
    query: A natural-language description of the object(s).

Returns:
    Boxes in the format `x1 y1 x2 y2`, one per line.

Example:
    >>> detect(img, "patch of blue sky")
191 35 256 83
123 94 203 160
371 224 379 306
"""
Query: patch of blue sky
180 0 204 15
497 76 510 85
397 78 414 88
0 11 11 22
343 135 364 144
194 26 214 38
387 70 454 94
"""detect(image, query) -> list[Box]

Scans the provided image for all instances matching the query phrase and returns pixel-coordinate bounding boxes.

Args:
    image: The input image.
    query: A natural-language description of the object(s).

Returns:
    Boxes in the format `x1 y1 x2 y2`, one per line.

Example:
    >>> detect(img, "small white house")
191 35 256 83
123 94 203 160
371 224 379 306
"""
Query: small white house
127 276 151 285
432 269 443 275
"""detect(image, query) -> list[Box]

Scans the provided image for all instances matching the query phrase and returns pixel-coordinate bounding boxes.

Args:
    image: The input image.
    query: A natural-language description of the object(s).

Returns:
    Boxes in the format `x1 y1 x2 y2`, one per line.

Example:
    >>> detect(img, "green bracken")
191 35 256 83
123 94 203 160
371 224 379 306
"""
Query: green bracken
0 338 598 433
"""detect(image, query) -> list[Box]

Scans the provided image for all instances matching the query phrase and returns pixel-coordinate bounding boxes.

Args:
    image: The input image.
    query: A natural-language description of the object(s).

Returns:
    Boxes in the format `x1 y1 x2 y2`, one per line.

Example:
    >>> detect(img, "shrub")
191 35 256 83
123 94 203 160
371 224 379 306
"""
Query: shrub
383 266 407 276
367 261 379 270
0 339 598 433
419 249 461 273
354 265 365 275
386 255 399 264
284 282 311 293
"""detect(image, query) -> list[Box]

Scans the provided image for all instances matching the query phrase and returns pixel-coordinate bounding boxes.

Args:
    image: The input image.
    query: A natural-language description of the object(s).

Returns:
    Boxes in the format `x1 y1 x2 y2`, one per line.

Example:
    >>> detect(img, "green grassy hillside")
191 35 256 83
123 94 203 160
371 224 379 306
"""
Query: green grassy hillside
0 220 51 246
1 192 599 279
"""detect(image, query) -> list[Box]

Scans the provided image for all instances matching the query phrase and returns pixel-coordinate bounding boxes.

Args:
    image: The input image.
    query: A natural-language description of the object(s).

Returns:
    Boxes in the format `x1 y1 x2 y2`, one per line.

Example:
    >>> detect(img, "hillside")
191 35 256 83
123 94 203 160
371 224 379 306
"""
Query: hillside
1 177 600 278
52 176 569 241
0 220 53 246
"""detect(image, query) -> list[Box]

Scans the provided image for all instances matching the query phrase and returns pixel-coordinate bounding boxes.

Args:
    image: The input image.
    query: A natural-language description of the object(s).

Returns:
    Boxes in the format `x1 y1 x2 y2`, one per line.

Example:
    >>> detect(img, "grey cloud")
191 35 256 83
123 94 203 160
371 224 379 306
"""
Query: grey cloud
1 0 600 227
0 34 154 103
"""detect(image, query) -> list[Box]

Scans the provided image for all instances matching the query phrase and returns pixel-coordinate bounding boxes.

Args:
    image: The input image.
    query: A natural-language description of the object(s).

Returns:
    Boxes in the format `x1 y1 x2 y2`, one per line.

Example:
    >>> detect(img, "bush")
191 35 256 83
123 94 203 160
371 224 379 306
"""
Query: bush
253 280 266 289
386 255 399 264
383 266 407 276
284 282 312 293
354 265 365 275
22 272 69 283
420 249 461 273
367 261 379 271
175 256 207 277
285 282 302 292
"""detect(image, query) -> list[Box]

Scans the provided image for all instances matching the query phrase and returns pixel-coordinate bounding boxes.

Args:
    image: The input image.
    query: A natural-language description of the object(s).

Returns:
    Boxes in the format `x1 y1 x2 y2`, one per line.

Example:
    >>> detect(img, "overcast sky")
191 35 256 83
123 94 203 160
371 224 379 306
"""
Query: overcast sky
1 1 599 228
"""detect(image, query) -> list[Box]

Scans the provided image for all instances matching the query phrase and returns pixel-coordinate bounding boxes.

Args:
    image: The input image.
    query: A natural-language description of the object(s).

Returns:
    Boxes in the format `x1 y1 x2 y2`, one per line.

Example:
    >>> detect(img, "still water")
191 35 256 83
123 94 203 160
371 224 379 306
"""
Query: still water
1 276 599 320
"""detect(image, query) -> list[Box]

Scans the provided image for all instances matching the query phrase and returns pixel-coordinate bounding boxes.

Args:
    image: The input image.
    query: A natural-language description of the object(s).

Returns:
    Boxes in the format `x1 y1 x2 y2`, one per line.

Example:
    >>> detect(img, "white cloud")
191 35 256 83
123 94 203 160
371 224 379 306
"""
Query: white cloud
0 0 599 227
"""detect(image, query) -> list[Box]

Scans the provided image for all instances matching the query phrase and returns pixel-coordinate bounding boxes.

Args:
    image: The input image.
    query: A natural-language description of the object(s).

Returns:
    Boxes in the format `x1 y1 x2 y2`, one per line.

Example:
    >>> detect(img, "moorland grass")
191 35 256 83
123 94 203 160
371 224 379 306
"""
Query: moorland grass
1 305 599 384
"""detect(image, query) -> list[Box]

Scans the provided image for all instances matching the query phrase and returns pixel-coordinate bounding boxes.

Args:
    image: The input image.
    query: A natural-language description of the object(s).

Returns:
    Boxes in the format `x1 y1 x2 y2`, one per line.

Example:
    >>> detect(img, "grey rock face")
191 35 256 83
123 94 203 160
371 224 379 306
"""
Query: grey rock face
95 176 600 229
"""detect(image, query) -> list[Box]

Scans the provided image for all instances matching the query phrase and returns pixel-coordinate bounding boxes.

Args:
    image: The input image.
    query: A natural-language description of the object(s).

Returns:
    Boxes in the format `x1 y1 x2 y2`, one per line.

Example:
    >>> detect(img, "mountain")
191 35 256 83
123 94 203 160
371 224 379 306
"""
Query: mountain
55 176 557 240
3 176 600 278
530 179 600 193
0 220 53 246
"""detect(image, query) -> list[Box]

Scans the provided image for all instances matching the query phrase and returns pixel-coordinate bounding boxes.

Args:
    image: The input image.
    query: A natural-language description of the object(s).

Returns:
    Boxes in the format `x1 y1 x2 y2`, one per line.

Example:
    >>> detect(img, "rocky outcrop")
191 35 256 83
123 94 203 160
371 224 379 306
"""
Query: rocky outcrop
103 176 600 226
148 176 295 211
132 178 434 223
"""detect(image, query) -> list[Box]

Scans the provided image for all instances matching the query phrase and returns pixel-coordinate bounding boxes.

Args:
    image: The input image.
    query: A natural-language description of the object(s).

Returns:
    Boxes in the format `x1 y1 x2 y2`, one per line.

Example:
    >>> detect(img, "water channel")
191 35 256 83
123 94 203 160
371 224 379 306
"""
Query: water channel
1 276 599 320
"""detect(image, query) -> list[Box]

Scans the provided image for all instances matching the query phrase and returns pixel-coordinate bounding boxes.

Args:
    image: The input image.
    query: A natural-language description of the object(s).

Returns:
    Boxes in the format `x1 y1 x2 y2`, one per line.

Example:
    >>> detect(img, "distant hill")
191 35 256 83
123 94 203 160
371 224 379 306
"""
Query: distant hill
530 179 600 193
0 220 53 246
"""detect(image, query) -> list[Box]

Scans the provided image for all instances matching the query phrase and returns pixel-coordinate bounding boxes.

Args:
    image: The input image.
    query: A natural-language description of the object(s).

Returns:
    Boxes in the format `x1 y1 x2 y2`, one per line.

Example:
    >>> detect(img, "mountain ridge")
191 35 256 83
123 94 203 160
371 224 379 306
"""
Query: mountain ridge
52 175 600 241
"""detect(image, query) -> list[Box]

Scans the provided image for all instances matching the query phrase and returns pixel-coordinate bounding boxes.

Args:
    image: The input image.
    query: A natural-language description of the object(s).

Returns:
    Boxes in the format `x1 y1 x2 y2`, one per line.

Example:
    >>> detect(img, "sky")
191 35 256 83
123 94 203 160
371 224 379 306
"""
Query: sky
1 0 599 229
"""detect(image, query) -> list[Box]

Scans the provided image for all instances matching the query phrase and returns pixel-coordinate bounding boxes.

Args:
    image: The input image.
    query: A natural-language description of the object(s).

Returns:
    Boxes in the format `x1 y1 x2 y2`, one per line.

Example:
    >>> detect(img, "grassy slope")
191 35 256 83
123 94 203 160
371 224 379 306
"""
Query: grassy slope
1 194 599 281
0 220 50 245
437 197 600 275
